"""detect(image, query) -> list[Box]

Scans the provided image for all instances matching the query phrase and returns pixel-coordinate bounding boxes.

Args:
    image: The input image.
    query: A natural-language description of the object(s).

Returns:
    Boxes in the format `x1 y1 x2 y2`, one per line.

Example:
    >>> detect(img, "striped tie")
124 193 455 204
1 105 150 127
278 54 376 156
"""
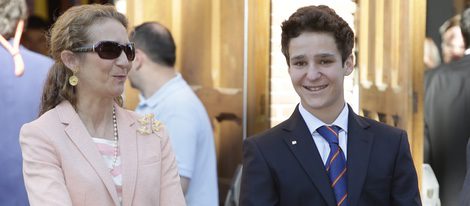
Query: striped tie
317 125 348 206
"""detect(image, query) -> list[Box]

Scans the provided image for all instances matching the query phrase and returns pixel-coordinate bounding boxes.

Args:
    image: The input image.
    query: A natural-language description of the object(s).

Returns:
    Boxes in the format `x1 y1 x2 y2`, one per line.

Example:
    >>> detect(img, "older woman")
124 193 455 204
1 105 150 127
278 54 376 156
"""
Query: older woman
19 4 185 206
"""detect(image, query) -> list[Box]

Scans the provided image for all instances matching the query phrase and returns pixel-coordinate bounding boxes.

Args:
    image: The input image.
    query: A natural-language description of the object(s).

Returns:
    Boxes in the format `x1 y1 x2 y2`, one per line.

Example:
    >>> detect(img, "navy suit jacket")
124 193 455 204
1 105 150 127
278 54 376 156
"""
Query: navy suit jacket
240 105 421 206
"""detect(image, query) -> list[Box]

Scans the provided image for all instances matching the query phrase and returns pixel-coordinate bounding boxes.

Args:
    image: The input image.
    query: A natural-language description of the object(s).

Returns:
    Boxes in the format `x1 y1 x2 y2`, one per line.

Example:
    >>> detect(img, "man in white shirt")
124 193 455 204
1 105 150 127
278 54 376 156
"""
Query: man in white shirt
128 22 218 206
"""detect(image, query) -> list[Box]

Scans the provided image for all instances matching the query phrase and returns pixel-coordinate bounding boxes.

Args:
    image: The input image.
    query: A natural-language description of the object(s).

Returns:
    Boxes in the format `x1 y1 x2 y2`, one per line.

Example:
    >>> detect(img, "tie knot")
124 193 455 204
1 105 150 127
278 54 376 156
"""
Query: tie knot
317 125 341 145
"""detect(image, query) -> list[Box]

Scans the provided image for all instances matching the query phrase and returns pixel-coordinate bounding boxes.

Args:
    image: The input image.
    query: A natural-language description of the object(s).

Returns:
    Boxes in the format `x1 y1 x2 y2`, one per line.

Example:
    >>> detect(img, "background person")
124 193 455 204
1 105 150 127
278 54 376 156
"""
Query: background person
440 15 465 64
128 21 218 206
425 7 470 206
0 0 52 205
424 37 441 70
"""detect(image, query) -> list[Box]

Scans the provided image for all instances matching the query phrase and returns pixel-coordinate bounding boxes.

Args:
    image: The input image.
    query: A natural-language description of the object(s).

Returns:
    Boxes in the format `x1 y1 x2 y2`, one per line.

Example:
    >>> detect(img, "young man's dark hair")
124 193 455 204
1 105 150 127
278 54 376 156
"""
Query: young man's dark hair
280 5 354 65
130 21 176 67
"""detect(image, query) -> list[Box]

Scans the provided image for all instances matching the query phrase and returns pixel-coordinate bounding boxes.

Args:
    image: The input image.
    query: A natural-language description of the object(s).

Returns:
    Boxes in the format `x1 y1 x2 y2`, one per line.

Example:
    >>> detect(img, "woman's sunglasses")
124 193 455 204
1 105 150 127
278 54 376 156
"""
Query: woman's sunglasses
71 41 135 61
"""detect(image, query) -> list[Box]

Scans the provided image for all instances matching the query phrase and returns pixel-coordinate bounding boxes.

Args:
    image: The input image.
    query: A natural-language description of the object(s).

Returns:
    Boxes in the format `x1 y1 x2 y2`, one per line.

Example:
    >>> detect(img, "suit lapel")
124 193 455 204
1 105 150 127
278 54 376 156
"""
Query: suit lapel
57 102 120 205
115 105 138 206
282 107 336 206
346 107 373 206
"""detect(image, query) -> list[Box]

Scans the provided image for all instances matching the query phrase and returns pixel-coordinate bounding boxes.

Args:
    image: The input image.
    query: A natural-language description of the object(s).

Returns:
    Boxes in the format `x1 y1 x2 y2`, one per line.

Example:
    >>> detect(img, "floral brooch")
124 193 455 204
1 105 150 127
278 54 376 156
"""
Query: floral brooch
137 113 162 135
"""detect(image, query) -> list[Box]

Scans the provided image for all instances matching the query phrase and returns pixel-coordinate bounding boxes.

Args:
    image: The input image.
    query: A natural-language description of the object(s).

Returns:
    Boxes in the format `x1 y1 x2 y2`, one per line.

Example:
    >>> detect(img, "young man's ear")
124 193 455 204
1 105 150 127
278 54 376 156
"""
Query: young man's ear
344 54 355 76
60 50 80 72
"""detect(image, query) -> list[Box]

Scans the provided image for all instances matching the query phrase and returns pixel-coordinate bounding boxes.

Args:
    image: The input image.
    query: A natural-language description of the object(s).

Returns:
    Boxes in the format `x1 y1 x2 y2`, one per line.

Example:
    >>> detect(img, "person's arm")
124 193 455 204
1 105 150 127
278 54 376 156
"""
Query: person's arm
239 138 279 206
459 139 470 206
390 131 422 206
19 123 73 206
163 115 199 194
158 126 186 206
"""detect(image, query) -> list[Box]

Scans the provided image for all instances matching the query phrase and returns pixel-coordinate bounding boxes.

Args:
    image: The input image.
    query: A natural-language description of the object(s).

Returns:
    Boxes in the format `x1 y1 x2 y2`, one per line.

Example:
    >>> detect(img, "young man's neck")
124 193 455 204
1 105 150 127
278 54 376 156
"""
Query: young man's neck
306 101 346 124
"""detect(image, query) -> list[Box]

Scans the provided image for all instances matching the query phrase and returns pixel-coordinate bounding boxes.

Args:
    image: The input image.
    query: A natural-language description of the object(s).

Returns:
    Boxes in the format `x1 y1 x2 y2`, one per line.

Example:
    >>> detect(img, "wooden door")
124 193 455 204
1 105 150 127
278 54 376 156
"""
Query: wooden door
357 0 426 183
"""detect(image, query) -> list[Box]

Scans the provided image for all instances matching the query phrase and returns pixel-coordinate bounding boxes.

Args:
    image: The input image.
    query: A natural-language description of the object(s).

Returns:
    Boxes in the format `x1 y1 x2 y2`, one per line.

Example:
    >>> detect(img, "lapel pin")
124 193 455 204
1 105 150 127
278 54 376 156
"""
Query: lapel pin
292 140 297 145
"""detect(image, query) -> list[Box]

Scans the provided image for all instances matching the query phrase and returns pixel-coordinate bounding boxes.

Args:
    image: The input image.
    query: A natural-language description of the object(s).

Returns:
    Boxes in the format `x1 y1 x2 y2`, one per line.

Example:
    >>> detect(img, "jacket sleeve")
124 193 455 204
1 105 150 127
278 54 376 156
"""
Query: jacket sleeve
239 138 279 206
459 139 470 206
423 120 431 163
19 123 73 206
158 126 187 206
391 131 422 206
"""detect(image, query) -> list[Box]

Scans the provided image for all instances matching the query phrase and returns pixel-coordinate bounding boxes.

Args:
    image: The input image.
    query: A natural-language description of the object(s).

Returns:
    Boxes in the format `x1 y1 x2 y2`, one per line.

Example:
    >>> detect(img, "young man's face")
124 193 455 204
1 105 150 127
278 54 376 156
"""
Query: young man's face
288 31 353 115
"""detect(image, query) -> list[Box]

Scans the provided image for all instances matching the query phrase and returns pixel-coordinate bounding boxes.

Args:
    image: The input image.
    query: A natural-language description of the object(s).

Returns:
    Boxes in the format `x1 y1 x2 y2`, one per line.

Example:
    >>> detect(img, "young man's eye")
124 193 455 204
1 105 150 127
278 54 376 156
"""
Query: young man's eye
293 61 307 66
319 60 332 64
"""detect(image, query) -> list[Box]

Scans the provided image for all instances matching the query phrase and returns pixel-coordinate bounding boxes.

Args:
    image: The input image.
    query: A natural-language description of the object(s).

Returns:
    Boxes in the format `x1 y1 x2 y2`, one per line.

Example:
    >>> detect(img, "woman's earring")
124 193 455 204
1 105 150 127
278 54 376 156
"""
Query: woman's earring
69 68 79 86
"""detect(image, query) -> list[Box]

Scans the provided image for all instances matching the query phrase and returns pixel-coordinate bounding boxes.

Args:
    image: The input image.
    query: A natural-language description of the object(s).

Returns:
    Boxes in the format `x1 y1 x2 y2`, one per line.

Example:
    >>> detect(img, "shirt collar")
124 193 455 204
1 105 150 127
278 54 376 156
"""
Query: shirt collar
137 73 183 109
298 103 349 134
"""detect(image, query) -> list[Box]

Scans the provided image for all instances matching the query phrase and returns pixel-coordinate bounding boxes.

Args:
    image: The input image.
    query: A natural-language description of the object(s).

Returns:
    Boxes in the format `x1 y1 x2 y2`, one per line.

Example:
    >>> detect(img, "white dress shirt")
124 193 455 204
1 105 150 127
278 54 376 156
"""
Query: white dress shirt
298 103 349 165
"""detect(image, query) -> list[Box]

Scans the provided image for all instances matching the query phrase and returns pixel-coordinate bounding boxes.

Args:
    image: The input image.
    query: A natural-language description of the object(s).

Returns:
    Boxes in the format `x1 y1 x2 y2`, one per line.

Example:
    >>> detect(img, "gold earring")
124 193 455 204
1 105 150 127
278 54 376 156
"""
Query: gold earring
69 68 78 86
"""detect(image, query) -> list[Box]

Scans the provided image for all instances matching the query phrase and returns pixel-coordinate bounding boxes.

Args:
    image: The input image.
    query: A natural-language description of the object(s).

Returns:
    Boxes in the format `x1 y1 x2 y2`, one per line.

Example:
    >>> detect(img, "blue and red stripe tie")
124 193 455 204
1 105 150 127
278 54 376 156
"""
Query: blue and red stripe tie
317 125 348 206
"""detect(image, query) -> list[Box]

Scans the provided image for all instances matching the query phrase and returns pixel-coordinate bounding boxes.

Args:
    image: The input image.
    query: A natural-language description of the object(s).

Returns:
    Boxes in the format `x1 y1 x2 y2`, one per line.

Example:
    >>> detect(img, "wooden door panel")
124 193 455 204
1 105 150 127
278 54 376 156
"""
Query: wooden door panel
357 0 425 184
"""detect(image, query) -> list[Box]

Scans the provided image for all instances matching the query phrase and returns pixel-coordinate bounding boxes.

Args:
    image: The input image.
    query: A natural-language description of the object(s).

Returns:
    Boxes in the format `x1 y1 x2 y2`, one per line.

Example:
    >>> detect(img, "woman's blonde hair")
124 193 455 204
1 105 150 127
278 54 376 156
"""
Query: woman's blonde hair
39 4 127 116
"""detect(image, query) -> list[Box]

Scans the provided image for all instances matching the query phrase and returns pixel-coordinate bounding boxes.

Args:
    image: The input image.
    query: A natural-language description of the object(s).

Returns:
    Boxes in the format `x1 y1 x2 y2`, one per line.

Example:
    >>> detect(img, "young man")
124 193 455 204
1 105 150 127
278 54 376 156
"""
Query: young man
240 5 421 206
128 22 218 206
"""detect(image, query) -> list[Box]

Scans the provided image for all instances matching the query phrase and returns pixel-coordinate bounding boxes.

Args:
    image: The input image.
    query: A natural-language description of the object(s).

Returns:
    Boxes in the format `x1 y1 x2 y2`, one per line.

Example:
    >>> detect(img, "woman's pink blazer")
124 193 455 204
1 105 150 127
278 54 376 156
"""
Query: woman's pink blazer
20 101 186 206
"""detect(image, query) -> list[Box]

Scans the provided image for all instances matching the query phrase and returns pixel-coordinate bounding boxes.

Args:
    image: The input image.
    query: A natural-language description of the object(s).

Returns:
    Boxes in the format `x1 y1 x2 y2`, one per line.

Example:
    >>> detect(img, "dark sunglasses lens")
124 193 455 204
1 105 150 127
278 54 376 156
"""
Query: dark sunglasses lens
96 42 122 59
124 44 135 61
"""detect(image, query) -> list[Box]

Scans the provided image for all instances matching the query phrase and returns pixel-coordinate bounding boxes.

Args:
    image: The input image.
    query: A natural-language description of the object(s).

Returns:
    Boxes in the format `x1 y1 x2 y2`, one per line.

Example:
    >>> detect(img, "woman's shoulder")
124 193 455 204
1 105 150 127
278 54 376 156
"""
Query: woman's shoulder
117 107 147 124
119 108 142 120
20 106 63 143
23 101 76 135
27 106 61 128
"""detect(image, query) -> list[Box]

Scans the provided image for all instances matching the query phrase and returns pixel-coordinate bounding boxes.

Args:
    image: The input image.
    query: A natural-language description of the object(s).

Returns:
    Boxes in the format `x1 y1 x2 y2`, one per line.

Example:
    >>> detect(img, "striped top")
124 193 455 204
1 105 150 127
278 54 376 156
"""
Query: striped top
92 138 122 205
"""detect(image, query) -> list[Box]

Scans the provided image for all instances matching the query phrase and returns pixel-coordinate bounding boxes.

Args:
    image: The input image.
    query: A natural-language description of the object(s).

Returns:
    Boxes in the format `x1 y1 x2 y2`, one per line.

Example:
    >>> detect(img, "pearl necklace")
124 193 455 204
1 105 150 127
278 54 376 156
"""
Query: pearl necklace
112 106 119 169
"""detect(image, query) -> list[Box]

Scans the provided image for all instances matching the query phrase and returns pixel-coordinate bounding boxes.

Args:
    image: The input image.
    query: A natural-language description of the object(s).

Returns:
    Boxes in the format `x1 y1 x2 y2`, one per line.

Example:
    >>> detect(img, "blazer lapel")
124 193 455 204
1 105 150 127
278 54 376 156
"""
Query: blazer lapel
57 102 120 205
115 104 138 206
282 106 336 206
346 107 373 206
